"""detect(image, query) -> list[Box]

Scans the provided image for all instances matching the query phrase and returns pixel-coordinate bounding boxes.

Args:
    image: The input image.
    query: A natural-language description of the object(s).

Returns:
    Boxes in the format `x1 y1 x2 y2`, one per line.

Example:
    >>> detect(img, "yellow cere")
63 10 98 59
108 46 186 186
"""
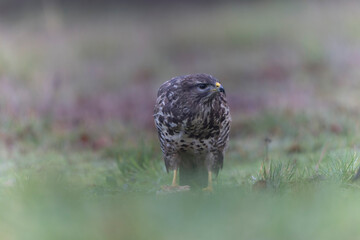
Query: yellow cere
216 82 221 88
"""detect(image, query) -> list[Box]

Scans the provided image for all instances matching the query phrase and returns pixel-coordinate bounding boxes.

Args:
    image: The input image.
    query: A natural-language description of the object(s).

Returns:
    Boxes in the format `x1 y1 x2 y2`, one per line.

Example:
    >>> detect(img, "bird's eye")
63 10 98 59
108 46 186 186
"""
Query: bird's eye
197 84 208 90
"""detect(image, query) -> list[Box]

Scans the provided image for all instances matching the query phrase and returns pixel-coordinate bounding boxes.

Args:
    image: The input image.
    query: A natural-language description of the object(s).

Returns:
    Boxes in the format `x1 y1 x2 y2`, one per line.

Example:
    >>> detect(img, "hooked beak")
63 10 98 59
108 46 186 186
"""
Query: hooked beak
214 82 225 94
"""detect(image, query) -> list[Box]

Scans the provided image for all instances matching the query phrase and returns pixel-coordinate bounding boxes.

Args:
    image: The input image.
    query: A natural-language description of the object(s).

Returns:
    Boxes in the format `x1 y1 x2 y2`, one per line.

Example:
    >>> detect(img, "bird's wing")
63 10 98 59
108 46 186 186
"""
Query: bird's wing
216 105 231 151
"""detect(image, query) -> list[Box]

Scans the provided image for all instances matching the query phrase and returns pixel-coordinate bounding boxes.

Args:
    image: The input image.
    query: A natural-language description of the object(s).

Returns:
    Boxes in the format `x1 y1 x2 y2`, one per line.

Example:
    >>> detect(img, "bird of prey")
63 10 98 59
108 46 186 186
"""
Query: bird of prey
154 74 231 191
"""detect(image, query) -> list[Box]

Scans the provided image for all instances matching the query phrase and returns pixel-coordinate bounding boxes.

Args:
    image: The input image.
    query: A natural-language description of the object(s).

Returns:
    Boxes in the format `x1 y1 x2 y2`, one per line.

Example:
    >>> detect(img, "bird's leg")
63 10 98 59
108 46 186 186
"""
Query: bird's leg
171 169 178 187
203 171 213 192
160 169 190 192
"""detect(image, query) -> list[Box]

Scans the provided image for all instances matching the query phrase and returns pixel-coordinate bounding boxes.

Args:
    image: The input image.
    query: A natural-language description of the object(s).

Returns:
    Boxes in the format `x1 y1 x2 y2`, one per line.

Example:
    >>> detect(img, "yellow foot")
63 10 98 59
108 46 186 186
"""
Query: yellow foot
161 185 190 192
202 186 213 192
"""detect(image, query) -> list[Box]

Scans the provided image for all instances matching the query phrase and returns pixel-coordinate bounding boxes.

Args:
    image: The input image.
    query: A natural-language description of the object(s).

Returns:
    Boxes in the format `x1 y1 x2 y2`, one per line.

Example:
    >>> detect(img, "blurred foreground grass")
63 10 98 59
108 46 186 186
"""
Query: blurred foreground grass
4 178 360 240
2 1 360 239
0 109 360 240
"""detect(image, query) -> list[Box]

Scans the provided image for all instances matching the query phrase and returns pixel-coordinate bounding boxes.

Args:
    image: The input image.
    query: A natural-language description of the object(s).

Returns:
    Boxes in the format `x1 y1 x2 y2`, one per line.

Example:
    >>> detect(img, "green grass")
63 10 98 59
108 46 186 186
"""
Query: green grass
0 110 359 240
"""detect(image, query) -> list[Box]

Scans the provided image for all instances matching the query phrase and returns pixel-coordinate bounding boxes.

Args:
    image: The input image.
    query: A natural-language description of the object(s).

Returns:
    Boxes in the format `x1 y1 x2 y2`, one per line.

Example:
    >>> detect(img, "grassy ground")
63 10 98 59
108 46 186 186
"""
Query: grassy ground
2 1 360 240
1 110 360 240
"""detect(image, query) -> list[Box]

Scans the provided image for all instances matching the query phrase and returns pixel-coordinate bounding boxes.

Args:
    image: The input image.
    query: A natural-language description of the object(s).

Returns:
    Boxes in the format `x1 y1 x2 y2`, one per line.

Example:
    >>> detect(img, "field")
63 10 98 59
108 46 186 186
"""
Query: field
2 1 360 239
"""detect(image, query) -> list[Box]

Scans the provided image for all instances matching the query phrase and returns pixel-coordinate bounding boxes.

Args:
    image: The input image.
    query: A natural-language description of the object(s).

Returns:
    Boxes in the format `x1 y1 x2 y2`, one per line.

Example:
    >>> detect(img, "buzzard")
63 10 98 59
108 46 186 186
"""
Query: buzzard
154 74 231 191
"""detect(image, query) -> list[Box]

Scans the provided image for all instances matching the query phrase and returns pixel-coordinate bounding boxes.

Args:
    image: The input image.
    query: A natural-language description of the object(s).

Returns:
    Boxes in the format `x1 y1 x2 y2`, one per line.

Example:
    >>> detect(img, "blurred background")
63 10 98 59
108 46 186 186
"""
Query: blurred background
2 1 360 239
2 0 360 133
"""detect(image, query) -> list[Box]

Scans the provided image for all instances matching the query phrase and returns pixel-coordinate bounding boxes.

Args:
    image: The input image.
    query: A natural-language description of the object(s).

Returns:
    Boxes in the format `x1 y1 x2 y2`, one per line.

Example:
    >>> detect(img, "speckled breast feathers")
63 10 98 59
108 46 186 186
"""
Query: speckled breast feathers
154 74 231 174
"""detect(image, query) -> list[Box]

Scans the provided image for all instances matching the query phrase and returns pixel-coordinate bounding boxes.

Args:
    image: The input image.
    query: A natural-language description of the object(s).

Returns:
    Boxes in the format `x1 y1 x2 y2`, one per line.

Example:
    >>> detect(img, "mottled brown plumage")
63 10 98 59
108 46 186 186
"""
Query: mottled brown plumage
154 74 231 190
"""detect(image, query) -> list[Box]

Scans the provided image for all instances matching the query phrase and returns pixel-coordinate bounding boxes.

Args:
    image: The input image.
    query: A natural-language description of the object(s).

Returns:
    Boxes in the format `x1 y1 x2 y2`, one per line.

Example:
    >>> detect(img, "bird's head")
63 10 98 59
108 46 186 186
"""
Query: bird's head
180 74 226 103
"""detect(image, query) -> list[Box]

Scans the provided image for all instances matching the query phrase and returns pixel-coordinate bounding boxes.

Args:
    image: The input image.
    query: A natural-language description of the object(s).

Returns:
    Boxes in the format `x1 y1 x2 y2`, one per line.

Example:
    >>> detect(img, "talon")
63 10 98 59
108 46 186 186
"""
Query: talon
161 185 190 192
202 186 213 192
160 169 191 192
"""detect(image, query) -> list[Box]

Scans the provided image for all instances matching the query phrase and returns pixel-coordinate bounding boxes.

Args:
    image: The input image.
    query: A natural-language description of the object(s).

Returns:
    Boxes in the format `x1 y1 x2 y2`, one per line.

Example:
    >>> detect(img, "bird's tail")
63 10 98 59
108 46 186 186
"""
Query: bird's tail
179 162 208 189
